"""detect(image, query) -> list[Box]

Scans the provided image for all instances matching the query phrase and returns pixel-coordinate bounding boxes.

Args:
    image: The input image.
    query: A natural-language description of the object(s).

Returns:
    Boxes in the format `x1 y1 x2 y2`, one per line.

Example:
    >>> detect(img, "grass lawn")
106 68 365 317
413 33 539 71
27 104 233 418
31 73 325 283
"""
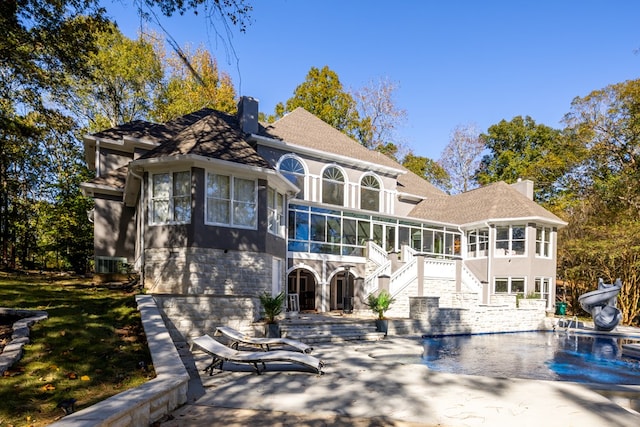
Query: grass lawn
0 272 154 427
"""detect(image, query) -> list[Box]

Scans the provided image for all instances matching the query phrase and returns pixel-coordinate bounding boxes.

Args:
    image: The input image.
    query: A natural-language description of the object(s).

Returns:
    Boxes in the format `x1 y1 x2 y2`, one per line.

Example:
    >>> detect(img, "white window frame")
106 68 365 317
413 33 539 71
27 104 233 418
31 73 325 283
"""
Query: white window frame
267 186 286 237
149 170 191 225
535 226 552 258
494 277 526 295
321 165 346 207
360 173 381 212
205 172 258 229
534 277 551 301
495 224 527 257
278 155 307 200
466 228 489 258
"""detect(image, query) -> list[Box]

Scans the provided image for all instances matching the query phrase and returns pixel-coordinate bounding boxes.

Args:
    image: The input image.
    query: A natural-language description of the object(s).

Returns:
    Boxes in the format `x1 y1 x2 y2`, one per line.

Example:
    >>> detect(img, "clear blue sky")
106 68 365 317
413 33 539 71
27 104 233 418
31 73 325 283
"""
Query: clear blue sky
106 0 640 160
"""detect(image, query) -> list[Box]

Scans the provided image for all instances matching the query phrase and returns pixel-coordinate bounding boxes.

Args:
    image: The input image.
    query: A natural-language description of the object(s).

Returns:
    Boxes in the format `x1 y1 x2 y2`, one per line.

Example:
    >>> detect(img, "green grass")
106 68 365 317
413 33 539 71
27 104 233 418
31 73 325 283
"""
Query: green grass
0 273 154 427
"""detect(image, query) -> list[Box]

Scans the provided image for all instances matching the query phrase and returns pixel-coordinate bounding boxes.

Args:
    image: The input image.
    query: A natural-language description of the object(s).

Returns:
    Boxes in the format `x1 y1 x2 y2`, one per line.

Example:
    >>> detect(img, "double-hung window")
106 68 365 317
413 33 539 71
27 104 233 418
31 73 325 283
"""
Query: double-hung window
206 173 257 228
495 225 526 256
267 187 285 237
151 171 191 224
494 277 525 295
535 226 552 257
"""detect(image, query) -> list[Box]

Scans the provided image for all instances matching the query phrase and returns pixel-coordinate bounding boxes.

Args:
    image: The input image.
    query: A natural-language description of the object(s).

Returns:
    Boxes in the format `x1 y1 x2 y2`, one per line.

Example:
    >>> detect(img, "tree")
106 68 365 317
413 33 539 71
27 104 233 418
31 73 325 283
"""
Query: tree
439 124 484 194
152 45 237 122
558 79 640 325
271 66 364 139
61 23 164 131
475 116 576 204
353 77 407 150
402 153 450 192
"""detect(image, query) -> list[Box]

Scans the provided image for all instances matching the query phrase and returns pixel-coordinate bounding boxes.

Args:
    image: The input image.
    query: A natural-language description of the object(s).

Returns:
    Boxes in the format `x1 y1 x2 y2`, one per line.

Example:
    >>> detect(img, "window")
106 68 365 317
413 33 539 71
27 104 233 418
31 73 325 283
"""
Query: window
151 171 191 224
279 157 305 199
535 277 551 301
495 225 526 256
267 187 285 237
205 173 257 228
322 166 344 206
360 175 380 212
467 229 489 258
536 226 552 257
494 277 526 295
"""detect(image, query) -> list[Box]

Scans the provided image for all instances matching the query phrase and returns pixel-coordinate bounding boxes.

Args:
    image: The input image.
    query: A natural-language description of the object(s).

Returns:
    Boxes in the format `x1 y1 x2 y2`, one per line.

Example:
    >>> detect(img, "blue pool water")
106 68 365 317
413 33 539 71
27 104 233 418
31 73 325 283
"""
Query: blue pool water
422 331 640 385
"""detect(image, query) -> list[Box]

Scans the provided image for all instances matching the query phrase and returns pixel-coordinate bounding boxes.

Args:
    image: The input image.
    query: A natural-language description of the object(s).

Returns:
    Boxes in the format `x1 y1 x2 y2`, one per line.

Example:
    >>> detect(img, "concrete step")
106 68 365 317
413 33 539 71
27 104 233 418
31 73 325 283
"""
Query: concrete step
279 319 384 344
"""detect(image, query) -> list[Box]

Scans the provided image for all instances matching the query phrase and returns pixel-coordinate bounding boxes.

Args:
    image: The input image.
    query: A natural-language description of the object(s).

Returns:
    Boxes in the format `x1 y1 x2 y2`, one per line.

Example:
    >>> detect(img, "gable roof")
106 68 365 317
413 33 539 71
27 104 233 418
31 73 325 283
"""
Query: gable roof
409 181 566 226
260 108 445 199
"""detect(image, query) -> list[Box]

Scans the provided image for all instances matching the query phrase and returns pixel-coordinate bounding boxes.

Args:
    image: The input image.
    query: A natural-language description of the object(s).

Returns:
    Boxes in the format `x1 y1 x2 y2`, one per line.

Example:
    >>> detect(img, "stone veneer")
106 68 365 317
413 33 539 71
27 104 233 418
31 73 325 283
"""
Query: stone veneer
387 296 551 336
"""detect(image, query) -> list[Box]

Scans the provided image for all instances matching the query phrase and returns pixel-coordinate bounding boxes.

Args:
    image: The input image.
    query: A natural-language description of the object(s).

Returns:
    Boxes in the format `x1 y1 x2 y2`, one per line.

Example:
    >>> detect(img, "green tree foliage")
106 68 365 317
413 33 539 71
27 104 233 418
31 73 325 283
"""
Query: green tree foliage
475 116 579 204
152 45 237 122
271 66 365 139
402 153 451 192
62 23 164 131
558 79 640 325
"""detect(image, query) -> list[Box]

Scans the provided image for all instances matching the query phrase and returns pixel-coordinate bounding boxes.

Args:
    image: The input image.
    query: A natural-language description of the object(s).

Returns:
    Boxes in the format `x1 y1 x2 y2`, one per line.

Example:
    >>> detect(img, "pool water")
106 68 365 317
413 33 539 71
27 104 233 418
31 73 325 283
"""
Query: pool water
422 331 640 385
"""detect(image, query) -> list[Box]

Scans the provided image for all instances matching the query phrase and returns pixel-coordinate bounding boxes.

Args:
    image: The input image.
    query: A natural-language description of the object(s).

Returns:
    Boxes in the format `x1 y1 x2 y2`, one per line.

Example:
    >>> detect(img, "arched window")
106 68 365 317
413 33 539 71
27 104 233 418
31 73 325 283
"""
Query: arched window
360 175 380 212
279 157 305 199
322 166 344 206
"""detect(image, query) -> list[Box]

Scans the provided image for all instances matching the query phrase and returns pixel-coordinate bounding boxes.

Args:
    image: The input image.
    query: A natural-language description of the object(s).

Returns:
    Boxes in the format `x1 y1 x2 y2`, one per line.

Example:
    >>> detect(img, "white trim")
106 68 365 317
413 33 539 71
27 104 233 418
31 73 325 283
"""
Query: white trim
251 133 406 176
204 172 258 230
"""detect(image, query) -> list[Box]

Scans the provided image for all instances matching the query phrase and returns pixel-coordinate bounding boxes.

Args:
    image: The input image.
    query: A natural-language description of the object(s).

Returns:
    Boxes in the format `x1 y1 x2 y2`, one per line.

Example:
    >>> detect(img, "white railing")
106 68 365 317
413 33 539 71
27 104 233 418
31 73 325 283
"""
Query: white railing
461 264 483 293
363 260 391 296
389 256 417 297
423 258 456 278
367 240 387 267
401 245 417 262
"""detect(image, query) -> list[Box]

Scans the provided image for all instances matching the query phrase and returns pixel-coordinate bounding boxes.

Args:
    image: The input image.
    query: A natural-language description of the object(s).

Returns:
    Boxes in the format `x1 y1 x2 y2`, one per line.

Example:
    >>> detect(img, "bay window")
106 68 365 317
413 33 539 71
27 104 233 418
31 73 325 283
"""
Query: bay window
495 225 526 256
205 173 257 228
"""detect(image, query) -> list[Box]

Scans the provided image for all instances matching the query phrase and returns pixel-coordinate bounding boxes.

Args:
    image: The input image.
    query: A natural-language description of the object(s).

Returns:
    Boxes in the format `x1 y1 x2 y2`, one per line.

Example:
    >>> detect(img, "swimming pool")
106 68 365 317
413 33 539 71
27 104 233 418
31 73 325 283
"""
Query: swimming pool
422 331 640 385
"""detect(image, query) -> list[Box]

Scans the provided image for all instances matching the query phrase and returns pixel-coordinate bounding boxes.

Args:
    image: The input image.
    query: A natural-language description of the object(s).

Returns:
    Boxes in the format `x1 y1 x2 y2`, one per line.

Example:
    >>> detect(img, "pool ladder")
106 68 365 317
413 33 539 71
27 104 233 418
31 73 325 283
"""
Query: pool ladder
565 315 579 334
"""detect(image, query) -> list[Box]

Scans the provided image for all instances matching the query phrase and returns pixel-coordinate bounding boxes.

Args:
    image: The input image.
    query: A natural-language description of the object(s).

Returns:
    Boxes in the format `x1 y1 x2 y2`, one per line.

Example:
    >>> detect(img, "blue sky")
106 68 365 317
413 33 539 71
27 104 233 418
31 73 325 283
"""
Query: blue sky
106 0 640 160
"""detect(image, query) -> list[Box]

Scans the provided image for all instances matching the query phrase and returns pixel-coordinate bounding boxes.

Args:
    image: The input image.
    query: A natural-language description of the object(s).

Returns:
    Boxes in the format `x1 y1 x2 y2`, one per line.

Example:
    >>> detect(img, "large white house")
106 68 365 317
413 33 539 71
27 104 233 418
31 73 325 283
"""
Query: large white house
81 97 566 335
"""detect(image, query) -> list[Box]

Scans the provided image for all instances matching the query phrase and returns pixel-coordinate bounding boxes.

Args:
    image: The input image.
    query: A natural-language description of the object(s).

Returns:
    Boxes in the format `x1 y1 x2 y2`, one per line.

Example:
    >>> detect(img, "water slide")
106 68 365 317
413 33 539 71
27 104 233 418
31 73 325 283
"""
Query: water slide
578 278 622 332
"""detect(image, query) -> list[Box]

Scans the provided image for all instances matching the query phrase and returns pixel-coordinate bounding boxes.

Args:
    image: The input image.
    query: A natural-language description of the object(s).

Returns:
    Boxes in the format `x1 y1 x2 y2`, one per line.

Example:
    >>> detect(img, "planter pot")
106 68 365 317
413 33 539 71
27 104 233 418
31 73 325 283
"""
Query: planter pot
375 319 388 336
265 323 281 338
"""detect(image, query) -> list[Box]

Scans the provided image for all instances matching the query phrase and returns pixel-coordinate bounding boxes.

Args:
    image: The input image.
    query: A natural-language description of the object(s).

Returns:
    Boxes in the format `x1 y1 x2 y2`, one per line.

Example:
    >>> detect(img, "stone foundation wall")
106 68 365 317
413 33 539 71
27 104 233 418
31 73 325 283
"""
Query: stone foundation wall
154 295 260 343
387 296 552 336
143 247 274 296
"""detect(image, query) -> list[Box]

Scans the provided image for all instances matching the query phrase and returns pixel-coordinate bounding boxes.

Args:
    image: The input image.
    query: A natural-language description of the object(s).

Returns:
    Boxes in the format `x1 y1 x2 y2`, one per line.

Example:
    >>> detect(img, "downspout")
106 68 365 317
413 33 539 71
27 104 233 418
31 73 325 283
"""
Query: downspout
130 168 145 287
485 222 492 305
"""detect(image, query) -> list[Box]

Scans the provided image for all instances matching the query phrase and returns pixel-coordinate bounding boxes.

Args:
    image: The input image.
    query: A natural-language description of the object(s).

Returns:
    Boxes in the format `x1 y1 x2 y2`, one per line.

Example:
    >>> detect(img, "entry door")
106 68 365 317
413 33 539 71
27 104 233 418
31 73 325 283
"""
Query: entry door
335 277 345 310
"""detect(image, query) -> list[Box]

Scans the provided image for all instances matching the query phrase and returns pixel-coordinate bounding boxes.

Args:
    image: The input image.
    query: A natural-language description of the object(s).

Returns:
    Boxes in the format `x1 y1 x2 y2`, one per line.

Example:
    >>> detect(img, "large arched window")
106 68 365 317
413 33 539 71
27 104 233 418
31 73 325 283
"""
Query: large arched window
322 166 345 206
360 175 381 212
279 156 305 199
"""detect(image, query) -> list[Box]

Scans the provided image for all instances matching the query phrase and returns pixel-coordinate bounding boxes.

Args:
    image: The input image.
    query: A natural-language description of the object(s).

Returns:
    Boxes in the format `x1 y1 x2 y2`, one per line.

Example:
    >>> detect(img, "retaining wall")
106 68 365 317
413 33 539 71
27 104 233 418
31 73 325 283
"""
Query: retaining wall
49 295 188 427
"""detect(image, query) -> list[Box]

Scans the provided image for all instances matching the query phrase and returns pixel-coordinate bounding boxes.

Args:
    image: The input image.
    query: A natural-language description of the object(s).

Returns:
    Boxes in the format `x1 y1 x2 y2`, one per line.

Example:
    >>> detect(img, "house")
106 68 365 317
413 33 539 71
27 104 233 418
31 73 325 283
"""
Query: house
81 96 567 336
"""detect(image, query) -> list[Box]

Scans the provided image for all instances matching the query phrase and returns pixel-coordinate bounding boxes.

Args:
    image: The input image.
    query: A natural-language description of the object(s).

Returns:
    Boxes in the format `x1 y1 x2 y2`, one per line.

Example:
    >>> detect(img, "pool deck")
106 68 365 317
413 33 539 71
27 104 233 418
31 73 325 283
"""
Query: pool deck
160 329 640 427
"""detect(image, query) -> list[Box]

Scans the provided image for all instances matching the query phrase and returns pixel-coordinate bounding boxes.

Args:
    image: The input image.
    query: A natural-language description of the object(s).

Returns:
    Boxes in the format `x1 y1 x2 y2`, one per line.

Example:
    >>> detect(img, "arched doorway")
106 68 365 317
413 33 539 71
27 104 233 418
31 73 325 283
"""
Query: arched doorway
330 267 355 312
287 268 317 311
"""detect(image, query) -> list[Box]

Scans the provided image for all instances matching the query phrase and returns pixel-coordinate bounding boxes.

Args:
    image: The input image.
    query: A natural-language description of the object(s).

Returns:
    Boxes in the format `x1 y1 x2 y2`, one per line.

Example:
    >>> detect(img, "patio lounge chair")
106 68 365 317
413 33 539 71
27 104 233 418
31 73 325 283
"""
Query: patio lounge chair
191 334 323 375
215 325 313 353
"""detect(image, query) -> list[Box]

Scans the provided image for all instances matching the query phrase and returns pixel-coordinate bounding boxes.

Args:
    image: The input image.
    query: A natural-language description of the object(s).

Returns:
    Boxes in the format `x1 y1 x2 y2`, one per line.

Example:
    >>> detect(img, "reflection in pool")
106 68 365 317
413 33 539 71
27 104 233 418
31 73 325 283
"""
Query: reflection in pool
422 332 640 384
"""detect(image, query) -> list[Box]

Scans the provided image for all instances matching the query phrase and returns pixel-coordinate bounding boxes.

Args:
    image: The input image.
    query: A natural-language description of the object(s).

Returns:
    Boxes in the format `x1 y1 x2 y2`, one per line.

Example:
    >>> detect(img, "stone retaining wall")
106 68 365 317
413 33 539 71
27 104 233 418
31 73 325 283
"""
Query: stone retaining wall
0 308 48 375
387 296 552 336
49 295 188 427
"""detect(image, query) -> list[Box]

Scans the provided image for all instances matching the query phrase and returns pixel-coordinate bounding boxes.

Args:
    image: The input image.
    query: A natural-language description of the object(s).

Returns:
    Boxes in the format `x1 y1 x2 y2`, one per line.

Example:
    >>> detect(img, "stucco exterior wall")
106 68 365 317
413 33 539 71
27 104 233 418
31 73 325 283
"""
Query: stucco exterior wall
93 197 136 260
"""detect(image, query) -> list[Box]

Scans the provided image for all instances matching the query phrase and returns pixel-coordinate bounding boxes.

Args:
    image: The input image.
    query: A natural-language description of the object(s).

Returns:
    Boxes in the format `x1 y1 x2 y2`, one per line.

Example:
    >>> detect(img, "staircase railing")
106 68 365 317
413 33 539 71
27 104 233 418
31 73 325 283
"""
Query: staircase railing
363 260 391 296
367 240 387 267
389 256 417 297
461 263 483 293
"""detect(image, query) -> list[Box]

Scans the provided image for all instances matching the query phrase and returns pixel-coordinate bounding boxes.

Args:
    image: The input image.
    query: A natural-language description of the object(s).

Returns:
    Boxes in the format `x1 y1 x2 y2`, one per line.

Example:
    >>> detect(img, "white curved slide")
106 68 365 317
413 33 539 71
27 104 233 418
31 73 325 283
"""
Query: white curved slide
578 278 622 331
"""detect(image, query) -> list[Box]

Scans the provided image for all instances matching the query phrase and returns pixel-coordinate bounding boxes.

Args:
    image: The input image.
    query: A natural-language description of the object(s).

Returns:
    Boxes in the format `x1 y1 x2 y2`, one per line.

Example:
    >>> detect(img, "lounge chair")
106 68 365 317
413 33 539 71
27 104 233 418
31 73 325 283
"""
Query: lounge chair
191 334 323 375
215 326 313 354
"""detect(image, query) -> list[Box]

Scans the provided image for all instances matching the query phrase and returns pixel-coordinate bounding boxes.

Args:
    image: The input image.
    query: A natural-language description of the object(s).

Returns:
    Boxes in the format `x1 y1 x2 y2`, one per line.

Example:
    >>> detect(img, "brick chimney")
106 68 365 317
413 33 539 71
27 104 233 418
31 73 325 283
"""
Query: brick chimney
237 96 259 135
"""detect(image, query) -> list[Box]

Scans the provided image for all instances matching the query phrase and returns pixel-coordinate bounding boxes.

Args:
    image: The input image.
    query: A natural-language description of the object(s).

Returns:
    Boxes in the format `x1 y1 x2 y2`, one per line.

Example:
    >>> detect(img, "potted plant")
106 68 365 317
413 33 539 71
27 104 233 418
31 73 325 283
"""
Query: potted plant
365 290 395 335
259 291 285 337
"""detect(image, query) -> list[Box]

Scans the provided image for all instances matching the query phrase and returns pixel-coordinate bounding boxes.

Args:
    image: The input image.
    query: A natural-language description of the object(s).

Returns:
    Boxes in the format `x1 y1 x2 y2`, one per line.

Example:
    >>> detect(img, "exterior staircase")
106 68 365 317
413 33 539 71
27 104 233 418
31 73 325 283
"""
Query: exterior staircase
278 314 384 344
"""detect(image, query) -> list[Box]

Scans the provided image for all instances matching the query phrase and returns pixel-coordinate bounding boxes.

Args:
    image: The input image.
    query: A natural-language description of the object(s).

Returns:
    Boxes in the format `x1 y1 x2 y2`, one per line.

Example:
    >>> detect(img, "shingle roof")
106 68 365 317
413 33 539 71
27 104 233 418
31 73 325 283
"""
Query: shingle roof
137 109 272 169
87 165 127 189
409 181 565 225
261 108 445 198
